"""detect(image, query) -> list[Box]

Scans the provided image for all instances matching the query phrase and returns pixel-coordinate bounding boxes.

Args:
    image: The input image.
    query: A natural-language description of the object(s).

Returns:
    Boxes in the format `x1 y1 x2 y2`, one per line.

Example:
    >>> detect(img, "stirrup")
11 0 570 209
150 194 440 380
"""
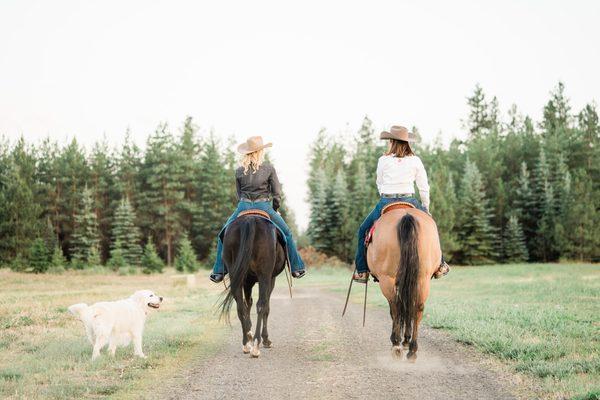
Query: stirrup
353 272 369 284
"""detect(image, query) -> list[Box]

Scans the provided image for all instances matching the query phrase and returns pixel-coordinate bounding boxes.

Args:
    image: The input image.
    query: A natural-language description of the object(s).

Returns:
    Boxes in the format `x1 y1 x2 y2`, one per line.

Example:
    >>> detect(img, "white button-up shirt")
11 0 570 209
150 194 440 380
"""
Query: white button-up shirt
376 155 430 209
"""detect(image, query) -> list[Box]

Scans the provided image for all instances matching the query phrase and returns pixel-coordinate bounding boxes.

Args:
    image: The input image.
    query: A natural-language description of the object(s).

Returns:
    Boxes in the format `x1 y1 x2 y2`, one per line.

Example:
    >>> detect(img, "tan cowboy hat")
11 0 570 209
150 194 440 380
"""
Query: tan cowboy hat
237 136 273 155
380 125 420 142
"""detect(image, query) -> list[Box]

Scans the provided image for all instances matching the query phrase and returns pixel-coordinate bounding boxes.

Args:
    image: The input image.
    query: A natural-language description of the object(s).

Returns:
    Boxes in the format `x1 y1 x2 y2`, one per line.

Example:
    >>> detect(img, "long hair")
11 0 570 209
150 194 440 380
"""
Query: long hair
241 149 265 175
385 139 414 158
394 213 420 339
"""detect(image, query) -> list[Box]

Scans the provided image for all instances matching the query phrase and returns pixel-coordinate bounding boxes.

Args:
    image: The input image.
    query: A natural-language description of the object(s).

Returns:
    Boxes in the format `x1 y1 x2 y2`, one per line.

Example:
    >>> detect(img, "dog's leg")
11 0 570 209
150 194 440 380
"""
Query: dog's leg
133 333 146 358
92 334 108 360
108 339 117 357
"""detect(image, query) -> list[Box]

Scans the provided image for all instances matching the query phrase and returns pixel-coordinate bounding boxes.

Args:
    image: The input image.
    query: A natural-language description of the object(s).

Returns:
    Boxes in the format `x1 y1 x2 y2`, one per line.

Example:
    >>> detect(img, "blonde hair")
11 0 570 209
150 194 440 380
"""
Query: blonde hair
241 149 265 174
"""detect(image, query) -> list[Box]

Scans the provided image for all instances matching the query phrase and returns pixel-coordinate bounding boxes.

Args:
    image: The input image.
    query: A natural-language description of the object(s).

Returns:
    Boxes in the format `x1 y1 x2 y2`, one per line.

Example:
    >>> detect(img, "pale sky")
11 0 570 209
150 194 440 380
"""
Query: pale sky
1 0 599 230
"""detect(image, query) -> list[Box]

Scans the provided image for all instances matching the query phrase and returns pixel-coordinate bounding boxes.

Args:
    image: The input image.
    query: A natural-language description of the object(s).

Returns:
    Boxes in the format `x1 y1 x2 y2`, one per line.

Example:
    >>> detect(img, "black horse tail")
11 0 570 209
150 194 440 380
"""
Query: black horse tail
219 217 257 322
394 213 420 336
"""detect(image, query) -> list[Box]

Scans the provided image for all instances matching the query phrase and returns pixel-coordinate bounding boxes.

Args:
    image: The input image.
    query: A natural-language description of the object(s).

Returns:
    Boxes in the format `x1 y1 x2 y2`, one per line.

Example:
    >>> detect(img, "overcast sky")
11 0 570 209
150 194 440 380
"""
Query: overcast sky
1 0 599 230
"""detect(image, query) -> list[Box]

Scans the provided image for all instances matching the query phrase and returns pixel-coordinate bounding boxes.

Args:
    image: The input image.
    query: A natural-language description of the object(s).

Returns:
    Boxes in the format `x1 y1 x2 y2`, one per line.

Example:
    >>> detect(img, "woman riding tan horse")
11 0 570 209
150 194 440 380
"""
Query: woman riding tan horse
354 125 449 360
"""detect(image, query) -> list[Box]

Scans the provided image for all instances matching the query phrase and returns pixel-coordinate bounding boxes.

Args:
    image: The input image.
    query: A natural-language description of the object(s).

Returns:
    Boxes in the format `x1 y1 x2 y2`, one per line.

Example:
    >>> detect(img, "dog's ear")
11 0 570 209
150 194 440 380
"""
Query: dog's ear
132 290 150 306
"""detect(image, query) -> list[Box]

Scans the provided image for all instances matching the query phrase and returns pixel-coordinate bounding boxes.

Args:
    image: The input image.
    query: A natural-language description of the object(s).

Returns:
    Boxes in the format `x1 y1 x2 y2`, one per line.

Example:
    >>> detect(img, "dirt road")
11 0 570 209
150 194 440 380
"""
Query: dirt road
165 287 527 400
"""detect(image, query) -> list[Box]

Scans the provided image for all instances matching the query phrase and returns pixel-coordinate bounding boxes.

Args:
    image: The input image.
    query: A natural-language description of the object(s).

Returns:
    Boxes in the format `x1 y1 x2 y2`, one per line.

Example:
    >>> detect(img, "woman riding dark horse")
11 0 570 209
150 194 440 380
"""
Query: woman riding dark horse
353 125 450 283
210 136 306 283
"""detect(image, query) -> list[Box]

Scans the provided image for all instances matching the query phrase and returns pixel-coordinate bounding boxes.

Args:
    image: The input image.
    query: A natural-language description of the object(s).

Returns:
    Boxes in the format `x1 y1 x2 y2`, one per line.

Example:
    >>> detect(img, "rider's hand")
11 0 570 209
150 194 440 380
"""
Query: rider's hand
272 198 280 212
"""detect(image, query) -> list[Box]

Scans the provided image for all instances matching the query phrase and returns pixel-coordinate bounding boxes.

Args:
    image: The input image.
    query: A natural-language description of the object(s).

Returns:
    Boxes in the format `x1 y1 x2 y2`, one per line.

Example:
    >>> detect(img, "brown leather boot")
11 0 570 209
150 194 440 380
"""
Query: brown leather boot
353 272 369 283
433 261 450 279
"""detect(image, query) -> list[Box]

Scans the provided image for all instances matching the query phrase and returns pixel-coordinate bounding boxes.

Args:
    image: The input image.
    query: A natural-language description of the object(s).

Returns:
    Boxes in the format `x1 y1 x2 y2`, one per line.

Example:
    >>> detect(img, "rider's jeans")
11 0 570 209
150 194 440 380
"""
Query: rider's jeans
212 201 305 274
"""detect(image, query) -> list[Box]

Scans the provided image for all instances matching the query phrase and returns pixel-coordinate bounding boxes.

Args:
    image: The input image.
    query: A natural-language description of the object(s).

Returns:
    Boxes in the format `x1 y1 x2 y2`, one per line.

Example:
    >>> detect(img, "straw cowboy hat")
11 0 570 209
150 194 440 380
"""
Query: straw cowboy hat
237 136 273 154
380 125 420 142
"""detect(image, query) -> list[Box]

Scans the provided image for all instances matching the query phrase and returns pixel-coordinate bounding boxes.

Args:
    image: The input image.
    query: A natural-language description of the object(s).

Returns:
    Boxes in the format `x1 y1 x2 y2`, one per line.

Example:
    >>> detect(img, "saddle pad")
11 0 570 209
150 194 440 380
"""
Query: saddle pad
381 201 416 215
364 223 377 246
238 209 271 219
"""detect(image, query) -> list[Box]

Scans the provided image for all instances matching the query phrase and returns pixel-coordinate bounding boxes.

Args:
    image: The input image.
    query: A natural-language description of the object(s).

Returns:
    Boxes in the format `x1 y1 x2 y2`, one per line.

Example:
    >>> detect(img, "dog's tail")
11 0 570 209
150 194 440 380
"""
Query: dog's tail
68 303 91 323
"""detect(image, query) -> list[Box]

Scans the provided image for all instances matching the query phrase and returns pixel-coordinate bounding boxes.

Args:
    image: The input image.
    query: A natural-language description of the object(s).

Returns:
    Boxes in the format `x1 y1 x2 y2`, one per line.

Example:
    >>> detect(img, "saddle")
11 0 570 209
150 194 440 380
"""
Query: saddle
364 202 416 246
237 209 271 219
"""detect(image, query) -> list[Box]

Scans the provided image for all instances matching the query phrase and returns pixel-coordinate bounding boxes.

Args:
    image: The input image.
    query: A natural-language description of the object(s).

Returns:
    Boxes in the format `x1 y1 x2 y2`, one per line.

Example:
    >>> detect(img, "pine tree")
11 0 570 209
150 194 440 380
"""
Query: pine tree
142 238 164 274
29 238 50 273
513 162 535 256
464 84 492 139
89 140 115 261
57 138 89 260
71 186 100 266
503 215 528 263
323 169 351 261
175 234 199 272
107 239 127 270
50 245 67 271
193 135 233 260
139 123 184 265
430 168 459 260
115 130 142 208
177 117 201 234
0 159 42 261
112 198 143 266
534 180 559 262
307 169 329 253
456 160 498 264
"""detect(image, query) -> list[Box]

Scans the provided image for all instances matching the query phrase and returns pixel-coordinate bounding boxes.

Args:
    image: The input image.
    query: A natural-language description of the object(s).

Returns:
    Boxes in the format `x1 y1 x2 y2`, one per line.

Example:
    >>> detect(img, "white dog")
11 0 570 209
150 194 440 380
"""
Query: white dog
68 290 162 360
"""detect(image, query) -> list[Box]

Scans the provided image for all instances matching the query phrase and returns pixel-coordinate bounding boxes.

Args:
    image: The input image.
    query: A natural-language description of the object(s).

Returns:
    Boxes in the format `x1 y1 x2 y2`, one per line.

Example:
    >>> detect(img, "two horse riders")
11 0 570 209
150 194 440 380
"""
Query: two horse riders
210 136 306 283
210 127 449 284
353 125 449 283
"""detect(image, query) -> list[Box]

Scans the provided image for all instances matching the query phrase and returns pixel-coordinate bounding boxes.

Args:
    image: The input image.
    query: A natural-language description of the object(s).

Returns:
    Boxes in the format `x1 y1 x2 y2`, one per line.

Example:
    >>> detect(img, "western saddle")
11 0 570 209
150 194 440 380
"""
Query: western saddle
237 209 271 219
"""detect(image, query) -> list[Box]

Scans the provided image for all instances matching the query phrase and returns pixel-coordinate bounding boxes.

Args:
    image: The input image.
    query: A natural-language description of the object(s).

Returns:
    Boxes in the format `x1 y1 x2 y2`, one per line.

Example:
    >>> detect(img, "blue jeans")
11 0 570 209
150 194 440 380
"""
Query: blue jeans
354 196 427 274
212 201 305 274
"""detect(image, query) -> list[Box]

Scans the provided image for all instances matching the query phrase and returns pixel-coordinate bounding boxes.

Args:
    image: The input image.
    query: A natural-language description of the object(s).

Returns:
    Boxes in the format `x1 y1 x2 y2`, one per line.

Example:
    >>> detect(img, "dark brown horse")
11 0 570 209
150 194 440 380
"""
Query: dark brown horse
219 214 287 357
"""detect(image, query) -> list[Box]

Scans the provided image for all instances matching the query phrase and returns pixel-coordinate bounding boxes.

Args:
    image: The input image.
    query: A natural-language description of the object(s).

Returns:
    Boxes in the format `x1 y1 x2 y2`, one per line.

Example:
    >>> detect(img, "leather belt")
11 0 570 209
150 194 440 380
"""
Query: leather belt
240 197 271 203
381 193 413 198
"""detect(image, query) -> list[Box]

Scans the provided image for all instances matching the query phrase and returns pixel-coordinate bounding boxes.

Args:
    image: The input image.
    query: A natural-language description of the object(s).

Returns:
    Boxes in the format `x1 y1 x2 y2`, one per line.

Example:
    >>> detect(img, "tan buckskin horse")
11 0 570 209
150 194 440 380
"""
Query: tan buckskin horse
367 204 442 362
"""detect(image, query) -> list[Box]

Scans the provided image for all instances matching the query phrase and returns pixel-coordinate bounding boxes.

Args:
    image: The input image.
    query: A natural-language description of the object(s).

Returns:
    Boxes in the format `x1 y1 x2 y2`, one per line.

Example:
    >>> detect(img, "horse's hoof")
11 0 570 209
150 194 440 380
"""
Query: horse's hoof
262 340 272 349
391 345 403 359
250 339 260 358
407 352 417 363
242 343 251 354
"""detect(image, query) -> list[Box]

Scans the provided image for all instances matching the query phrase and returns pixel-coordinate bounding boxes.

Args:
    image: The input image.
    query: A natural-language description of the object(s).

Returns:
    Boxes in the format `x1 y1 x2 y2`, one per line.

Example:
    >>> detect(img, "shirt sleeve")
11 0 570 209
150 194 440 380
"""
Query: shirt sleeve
415 157 430 209
375 157 384 194
235 174 241 200
269 165 282 203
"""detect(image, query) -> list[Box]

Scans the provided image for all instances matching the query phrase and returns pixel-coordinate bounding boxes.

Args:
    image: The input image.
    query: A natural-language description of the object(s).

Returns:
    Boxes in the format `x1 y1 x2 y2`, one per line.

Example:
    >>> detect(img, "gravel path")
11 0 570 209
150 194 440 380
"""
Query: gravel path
165 286 528 400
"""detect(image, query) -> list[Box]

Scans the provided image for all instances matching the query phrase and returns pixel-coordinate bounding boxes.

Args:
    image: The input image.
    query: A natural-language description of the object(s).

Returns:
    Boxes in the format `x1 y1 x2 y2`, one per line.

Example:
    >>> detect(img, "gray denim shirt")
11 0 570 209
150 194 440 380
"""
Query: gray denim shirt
235 162 282 207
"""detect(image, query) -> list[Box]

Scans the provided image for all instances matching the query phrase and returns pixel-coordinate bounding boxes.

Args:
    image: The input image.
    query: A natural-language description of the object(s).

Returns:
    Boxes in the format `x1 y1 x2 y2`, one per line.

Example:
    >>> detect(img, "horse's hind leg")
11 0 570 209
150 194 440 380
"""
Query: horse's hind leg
407 305 424 362
261 279 276 348
388 300 403 359
250 276 271 358
402 319 411 349
233 286 251 354
242 281 254 352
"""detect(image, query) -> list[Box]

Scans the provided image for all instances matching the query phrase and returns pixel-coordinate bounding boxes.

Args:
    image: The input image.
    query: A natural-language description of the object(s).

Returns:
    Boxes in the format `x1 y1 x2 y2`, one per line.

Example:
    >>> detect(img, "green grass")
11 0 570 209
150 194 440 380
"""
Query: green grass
300 263 600 400
0 268 226 400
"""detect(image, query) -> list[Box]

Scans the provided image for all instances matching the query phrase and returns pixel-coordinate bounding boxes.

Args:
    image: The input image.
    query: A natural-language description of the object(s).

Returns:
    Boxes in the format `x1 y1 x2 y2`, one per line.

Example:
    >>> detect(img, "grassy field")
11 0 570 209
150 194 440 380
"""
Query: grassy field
0 268 227 400
300 263 600 400
1 264 598 399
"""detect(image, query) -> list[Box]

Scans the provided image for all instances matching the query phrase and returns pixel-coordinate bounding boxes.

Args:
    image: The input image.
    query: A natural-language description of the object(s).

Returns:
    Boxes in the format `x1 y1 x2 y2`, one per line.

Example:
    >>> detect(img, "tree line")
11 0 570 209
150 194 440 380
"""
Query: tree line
0 117 296 273
306 83 599 265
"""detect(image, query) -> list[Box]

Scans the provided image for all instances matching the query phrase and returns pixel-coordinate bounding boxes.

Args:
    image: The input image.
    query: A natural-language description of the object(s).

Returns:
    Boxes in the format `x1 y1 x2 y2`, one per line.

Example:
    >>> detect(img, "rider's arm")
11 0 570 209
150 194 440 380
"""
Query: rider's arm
269 166 282 211
235 175 241 200
415 158 430 210
375 157 384 194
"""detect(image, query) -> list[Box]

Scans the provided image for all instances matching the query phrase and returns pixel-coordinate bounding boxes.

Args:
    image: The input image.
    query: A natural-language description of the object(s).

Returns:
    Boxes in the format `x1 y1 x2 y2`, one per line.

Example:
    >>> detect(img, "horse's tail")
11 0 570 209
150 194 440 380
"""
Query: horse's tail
219 217 257 322
395 213 420 335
